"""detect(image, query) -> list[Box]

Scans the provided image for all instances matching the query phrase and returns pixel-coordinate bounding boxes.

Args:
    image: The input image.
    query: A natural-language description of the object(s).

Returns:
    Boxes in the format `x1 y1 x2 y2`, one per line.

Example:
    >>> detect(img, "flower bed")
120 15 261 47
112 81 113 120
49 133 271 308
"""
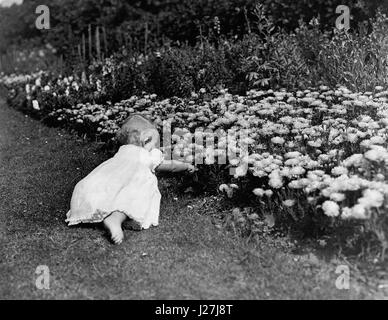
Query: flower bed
1 72 388 255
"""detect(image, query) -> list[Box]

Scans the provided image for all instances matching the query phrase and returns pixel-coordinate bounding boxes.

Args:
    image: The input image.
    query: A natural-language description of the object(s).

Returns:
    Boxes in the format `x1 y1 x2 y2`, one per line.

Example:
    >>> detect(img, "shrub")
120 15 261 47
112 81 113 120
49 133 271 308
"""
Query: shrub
293 11 388 92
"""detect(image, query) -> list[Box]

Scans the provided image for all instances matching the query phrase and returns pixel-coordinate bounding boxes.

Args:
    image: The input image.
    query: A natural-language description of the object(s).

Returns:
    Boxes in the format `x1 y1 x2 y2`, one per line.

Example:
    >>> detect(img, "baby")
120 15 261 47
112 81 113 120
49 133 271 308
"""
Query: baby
66 114 195 244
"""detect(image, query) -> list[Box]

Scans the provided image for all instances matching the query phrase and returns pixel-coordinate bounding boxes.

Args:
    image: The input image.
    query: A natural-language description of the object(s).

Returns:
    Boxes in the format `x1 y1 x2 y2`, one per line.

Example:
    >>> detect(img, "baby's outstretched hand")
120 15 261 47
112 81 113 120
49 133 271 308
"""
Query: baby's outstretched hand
186 164 198 173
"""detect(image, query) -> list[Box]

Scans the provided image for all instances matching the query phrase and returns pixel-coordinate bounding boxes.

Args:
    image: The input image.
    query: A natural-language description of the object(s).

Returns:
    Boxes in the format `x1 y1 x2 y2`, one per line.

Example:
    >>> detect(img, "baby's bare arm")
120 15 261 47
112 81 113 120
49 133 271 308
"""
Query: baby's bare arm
156 160 195 173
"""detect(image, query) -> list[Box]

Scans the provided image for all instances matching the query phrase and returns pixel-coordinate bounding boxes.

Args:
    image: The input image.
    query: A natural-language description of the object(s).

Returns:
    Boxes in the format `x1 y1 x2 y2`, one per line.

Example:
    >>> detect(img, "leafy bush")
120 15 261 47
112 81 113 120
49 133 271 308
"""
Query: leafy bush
292 11 388 91
2 0 387 59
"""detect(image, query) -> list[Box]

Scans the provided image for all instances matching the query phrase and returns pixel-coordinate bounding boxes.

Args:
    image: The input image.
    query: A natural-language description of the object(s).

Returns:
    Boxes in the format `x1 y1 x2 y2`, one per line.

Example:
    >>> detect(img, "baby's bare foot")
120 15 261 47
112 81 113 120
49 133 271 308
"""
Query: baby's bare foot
103 211 126 244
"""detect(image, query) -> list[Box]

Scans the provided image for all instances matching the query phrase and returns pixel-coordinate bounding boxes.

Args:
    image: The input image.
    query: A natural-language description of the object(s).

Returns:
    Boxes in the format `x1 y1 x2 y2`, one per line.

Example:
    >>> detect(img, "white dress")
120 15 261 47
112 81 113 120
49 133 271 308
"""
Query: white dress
66 145 164 230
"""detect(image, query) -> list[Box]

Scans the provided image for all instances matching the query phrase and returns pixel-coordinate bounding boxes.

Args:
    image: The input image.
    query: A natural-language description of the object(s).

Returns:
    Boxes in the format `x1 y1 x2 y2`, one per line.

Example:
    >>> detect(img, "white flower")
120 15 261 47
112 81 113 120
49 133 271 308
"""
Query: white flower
308 139 322 148
343 154 364 167
284 151 301 159
234 164 248 178
347 133 358 143
271 136 285 145
322 201 340 217
269 170 283 188
330 193 345 202
253 188 265 197
288 180 303 189
32 100 40 110
72 81 79 91
351 204 369 219
364 146 388 162
219 184 229 192
285 158 299 166
341 207 353 219
283 199 295 207
370 136 385 145
331 166 348 176
358 189 384 208
290 166 305 176
307 197 316 203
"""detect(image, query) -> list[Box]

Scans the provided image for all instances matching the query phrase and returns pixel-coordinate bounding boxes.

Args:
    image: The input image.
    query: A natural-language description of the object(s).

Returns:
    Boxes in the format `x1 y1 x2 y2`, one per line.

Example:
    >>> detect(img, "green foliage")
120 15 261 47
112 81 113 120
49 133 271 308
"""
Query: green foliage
1 0 388 57
292 11 388 91
22 7 383 102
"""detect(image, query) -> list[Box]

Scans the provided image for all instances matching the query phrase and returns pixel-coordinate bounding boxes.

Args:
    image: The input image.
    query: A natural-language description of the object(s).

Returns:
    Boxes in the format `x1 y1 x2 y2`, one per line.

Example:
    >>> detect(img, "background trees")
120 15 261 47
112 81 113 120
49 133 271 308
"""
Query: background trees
1 0 387 56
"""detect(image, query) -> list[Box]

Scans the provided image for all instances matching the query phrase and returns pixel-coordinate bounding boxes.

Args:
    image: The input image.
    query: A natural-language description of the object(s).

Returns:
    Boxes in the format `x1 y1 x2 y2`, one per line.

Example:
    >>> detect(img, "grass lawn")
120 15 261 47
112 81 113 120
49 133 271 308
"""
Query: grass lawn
0 97 384 299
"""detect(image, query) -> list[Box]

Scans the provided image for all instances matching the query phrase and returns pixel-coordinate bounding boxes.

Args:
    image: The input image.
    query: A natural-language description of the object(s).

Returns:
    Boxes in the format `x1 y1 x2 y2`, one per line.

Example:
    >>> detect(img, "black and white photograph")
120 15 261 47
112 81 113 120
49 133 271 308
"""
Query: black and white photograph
0 0 387 304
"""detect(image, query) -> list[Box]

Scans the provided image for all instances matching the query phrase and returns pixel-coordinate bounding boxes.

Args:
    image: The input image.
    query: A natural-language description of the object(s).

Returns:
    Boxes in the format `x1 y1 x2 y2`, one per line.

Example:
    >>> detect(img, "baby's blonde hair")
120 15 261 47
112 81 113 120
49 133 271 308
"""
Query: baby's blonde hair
117 114 160 148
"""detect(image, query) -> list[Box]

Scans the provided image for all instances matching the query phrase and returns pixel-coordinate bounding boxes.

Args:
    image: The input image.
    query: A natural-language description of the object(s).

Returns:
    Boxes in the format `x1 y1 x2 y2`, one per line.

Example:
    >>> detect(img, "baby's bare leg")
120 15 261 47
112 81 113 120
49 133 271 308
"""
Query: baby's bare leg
103 211 127 244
